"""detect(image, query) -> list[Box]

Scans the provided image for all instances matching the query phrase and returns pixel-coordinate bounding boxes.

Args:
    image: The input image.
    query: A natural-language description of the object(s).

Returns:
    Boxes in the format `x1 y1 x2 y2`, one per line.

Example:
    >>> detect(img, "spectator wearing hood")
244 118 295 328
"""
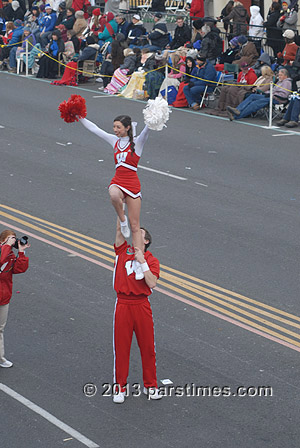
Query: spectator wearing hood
37 4 57 48
98 12 117 44
73 10 87 38
37 29 64 78
265 2 283 55
183 55 217 110
8 25 36 72
223 1 249 36
277 29 298 65
4 1 24 21
252 52 272 76
144 13 169 51
233 35 258 68
127 14 146 47
198 24 222 64
277 0 298 32
169 16 191 49
249 5 264 38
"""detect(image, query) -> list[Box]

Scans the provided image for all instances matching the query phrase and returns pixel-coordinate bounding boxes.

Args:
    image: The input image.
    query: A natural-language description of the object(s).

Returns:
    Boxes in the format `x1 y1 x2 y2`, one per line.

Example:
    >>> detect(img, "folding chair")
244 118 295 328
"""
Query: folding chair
76 51 98 83
223 62 239 79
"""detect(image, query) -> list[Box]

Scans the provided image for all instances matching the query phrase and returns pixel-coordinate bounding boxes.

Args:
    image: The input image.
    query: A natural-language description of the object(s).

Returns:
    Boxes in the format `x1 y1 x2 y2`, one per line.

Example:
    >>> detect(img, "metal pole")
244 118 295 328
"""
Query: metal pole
268 81 273 128
164 62 168 101
25 39 28 77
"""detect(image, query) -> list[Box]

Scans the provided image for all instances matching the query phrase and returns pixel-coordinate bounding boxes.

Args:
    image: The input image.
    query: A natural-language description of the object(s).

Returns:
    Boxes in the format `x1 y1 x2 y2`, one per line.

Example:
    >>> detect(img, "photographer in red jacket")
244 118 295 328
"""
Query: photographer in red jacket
0 229 29 368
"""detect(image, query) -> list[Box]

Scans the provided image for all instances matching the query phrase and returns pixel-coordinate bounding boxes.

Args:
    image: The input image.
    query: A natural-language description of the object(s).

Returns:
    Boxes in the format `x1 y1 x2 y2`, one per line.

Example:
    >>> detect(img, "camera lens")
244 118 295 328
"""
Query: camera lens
20 236 28 245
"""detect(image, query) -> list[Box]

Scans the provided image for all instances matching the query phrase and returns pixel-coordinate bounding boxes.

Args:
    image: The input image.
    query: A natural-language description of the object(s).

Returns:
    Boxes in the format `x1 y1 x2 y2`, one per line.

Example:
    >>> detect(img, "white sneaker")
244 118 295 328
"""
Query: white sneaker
135 262 144 280
0 358 13 368
143 387 162 400
120 216 130 239
113 391 126 404
98 86 104 91
95 77 103 83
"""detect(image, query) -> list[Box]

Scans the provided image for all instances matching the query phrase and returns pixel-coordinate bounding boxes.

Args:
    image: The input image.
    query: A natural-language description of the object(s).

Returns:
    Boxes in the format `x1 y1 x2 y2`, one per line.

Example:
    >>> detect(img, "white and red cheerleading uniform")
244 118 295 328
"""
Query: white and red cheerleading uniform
113 240 160 390
80 118 149 198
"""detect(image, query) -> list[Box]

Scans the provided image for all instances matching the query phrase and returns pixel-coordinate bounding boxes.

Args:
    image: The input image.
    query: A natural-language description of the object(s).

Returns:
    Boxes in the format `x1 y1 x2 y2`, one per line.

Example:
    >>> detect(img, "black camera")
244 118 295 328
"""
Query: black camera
13 236 29 249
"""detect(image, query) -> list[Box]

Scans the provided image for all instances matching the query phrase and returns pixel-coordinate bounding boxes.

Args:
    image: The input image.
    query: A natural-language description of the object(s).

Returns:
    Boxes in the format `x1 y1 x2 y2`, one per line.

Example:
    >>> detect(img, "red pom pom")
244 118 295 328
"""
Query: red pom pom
58 94 87 123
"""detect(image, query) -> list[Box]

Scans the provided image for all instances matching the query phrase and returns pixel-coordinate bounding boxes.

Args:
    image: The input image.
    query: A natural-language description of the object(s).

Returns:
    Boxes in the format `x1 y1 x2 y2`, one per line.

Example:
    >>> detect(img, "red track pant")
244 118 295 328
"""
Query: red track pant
113 297 158 389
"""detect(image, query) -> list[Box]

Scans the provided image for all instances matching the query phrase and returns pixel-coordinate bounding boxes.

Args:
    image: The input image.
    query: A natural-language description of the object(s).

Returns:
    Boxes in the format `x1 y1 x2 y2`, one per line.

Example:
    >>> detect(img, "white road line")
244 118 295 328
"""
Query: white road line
0 383 99 448
195 182 208 187
139 165 187 180
56 142 67 146
0 125 5 129
272 132 299 137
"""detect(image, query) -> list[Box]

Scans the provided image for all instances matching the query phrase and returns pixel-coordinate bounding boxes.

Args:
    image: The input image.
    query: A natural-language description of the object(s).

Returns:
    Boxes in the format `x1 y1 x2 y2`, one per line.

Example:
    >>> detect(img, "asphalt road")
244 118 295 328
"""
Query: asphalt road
0 72 299 448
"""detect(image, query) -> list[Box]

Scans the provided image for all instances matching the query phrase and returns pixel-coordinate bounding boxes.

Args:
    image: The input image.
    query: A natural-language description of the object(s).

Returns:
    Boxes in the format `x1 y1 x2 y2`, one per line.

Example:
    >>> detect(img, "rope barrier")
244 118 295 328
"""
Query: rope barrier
1 40 24 48
26 42 169 78
5 40 296 95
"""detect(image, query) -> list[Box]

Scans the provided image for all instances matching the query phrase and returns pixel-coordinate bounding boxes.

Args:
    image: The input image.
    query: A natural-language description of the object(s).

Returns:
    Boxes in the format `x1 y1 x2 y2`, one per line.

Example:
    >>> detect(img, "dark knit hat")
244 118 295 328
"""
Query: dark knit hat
237 35 247 45
13 19 23 27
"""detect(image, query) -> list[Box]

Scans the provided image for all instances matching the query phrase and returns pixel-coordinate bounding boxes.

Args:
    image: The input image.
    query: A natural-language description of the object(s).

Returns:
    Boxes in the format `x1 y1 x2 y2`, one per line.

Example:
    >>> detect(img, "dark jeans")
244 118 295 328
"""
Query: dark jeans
235 93 278 119
183 84 207 106
283 97 300 122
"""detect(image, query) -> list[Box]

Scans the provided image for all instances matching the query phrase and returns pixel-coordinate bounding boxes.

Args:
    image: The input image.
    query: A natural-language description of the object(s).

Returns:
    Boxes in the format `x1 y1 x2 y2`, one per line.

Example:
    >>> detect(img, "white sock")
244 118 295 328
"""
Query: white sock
120 216 127 226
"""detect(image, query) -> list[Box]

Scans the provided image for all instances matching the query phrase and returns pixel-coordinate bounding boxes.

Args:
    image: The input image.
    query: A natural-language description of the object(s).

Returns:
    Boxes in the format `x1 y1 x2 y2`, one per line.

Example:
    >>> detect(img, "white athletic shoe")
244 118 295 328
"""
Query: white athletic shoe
95 77 103 83
0 358 13 368
113 391 126 404
143 387 162 400
135 262 144 280
120 216 130 239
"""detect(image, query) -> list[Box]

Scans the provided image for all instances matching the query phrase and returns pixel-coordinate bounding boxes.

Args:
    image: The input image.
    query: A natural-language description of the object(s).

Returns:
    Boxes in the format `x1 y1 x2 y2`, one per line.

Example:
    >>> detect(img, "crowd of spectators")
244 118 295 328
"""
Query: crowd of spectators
1 0 300 126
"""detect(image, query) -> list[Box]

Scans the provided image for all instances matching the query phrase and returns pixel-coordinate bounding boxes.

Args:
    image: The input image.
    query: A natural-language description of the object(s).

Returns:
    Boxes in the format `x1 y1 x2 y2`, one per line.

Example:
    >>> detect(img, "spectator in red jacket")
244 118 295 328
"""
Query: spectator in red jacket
187 0 204 20
0 230 29 368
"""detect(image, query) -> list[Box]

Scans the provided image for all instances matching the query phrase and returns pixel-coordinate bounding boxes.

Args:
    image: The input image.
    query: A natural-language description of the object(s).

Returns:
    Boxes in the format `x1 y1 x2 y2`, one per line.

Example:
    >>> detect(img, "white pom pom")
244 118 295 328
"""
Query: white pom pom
143 97 171 131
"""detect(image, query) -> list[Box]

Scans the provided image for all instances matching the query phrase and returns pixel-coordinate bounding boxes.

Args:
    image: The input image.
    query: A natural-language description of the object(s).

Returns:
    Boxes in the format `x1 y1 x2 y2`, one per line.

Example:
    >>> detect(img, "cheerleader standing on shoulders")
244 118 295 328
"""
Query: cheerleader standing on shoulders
58 95 170 280
80 115 148 280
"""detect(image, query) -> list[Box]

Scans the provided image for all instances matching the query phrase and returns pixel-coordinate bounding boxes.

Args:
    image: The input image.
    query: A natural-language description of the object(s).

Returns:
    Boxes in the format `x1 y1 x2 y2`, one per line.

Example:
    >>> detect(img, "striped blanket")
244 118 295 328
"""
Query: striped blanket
104 68 129 95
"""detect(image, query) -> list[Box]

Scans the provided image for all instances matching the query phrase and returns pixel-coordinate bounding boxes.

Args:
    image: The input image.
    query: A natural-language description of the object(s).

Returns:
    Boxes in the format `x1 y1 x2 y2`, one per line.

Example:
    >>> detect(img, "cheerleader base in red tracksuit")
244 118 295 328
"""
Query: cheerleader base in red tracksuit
109 140 141 198
113 241 160 389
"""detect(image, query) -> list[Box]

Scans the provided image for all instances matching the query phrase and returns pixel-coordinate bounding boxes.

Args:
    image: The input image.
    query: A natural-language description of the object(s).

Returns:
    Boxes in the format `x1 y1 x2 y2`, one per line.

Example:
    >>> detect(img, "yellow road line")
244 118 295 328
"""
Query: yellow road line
159 264 300 322
0 204 112 248
0 211 115 264
158 279 300 347
1 205 300 343
161 273 300 328
3 202 298 322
